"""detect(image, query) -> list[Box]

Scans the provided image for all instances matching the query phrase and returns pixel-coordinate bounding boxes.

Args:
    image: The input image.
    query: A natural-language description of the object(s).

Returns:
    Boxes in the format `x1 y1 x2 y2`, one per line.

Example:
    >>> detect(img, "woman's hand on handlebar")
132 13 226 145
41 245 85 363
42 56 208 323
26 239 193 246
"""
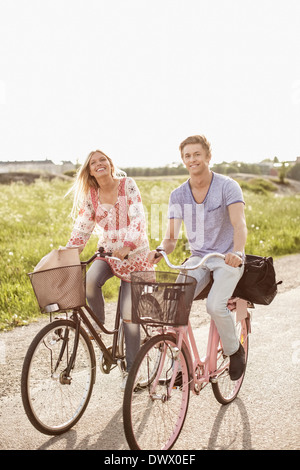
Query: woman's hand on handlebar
148 249 163 264
112 246 131 261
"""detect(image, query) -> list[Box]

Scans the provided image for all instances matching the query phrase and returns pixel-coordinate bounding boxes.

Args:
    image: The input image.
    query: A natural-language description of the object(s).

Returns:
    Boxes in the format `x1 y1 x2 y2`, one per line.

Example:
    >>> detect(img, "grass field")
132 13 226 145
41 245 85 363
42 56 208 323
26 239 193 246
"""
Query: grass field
1 176 299 330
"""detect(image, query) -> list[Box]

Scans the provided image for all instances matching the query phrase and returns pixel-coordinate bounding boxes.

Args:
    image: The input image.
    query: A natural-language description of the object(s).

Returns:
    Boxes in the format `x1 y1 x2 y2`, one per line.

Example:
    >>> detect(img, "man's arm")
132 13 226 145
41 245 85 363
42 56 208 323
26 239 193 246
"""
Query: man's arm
226 202 247 267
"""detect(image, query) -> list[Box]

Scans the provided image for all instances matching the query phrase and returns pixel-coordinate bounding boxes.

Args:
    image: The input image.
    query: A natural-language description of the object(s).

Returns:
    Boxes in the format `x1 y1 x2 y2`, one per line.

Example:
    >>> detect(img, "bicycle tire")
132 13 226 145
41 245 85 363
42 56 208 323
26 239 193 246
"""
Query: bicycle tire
21 318 96 435
123 333 190 450
211 317 249 405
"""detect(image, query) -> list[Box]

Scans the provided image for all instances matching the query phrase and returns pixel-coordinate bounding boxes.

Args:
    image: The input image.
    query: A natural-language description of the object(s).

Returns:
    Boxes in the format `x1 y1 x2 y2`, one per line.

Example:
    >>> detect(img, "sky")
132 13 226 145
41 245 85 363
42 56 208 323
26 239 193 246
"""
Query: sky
0 0 300 168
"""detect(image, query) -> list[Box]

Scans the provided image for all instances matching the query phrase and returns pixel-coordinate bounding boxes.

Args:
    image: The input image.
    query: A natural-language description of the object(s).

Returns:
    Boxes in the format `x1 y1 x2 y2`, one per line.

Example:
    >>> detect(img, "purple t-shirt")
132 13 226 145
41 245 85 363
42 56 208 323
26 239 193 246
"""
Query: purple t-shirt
167 172 245 257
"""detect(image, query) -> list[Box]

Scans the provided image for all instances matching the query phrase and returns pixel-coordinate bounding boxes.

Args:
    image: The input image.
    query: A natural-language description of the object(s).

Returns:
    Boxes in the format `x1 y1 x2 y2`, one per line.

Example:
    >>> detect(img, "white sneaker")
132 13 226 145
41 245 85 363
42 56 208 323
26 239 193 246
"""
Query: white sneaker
120 372 128 392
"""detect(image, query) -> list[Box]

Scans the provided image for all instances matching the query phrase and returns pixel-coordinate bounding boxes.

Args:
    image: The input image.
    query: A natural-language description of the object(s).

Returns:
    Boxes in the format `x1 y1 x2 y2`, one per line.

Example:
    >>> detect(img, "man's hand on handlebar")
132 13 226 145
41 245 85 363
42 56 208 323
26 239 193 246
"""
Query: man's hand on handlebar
224 252 243 268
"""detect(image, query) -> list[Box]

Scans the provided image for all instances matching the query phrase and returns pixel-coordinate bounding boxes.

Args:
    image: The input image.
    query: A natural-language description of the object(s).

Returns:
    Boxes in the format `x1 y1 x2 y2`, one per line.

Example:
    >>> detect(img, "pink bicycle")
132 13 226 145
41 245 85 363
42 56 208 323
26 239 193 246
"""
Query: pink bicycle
123 250 252 450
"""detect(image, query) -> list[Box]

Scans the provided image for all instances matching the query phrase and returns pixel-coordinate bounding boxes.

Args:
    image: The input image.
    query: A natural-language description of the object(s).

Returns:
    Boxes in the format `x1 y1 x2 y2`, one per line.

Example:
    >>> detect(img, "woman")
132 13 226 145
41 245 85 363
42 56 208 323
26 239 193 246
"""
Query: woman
66 149 152 387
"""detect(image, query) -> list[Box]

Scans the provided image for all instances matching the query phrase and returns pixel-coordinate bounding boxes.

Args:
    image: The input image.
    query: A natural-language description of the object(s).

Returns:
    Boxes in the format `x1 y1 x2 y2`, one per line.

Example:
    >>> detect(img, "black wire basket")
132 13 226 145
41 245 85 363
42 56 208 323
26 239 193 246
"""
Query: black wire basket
131 271 196 326
28 264 86 312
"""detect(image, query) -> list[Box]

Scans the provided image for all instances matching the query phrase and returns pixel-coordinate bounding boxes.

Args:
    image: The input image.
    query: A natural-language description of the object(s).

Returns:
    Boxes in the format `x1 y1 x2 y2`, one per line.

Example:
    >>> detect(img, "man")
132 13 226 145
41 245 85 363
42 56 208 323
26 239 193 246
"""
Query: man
149 135 247 380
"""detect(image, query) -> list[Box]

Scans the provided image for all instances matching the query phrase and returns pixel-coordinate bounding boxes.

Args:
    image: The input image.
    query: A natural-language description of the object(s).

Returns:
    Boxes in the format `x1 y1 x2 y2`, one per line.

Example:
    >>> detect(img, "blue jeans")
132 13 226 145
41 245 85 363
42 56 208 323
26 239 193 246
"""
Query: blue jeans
86 260 140 371
184 256 244 356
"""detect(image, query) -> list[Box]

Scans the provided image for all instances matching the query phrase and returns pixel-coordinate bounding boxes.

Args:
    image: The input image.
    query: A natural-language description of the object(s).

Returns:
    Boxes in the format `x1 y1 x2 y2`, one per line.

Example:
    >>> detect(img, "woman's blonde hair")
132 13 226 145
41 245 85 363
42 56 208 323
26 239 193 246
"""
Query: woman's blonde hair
67 149 126 219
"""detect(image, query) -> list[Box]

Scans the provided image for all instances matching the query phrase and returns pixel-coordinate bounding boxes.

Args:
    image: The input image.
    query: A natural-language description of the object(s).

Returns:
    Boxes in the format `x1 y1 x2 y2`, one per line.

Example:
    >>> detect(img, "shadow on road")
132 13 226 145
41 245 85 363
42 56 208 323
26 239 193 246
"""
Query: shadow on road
207 397 253 450
37 406 127 451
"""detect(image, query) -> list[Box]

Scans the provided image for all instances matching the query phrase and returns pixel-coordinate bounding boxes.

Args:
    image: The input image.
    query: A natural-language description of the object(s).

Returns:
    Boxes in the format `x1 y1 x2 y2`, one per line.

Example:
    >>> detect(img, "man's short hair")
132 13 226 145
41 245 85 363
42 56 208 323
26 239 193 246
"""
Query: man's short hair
179 135 212 159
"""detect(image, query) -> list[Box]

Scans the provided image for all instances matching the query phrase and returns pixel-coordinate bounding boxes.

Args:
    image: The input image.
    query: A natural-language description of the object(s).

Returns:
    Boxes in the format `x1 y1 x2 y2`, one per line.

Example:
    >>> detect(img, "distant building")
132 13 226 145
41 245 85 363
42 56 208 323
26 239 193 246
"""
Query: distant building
258 158 299 176
0 159 76 174
257 161 276 175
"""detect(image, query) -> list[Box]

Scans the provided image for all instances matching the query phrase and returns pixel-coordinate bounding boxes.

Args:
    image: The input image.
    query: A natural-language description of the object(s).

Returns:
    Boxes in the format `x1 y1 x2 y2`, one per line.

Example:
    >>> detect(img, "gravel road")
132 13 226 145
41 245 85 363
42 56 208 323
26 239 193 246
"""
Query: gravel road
1 254 299 451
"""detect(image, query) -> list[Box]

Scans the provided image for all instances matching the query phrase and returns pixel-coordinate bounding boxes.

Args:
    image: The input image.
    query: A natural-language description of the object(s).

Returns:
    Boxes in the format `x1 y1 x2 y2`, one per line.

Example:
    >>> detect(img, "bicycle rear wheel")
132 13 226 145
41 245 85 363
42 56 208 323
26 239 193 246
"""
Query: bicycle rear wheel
123 333 190 450
211 317 249 404
21 318 96 435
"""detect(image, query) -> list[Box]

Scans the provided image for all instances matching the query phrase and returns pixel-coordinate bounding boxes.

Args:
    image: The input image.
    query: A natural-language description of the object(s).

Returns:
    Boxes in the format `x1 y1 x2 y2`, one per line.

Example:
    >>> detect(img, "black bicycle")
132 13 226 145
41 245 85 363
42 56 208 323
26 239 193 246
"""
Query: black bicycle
21 247 149 435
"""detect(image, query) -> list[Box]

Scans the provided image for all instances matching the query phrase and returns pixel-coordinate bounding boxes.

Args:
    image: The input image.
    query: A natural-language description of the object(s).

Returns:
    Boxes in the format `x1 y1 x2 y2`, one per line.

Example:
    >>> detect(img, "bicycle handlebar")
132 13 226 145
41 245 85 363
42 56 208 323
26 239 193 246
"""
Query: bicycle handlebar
155 248 225 271
83 247 128 265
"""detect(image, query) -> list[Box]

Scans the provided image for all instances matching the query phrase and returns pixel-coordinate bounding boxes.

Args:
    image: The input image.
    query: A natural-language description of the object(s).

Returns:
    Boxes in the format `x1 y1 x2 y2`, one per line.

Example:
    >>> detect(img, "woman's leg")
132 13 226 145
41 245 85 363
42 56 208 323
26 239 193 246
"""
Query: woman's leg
85 260 114 324
120 280 140 372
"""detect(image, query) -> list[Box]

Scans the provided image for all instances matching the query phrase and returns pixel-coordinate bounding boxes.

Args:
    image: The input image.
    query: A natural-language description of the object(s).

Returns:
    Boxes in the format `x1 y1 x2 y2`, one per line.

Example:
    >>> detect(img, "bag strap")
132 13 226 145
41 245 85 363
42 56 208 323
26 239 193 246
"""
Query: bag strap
243 256 272 284
243 255 270 265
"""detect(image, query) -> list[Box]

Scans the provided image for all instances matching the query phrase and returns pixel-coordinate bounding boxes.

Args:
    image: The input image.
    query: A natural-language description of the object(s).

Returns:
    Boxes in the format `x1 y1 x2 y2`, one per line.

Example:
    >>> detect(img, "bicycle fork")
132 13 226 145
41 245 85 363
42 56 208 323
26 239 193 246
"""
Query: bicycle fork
51 313 82 385
150 332 185 401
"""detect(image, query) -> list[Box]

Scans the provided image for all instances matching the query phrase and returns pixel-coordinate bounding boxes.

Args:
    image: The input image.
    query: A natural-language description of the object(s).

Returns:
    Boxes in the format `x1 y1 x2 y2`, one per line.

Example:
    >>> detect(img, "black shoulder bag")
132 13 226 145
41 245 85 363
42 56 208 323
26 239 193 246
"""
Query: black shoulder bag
233 254 282 305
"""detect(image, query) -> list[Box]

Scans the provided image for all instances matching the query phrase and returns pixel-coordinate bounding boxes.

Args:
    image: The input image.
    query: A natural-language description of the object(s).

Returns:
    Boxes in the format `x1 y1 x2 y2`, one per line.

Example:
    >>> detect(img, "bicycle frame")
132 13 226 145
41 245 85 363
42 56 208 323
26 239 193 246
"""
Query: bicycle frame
153 249 251 394
123 249 253 450
152 295 250 400
22 247 133 437
47 248 127 374
76 296 124 371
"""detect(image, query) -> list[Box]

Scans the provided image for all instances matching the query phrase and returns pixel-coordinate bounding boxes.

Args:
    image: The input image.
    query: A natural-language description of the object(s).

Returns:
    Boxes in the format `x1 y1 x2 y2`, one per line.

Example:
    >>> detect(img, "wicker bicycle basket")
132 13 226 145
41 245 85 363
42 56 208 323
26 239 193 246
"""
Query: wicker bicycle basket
131 271 196 326
28 264 86 311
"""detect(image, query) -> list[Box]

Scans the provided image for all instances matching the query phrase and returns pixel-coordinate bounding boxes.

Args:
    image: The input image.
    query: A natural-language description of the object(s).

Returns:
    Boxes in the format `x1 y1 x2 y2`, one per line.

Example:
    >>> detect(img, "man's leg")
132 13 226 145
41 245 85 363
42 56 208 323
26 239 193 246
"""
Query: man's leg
184 256 245 379
205 257 244 356
183 256 212 299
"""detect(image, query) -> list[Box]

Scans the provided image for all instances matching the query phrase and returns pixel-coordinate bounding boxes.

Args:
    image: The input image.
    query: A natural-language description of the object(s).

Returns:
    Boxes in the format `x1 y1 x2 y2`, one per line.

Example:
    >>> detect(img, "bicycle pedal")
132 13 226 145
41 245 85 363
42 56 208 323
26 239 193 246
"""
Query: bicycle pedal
117 359 126 374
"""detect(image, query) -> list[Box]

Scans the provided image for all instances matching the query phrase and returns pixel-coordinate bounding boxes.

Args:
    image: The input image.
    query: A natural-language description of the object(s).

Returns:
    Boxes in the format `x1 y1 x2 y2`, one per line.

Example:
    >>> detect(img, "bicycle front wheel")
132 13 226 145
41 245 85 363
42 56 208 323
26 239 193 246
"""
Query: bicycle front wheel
21 319 96 435
123 333 190 450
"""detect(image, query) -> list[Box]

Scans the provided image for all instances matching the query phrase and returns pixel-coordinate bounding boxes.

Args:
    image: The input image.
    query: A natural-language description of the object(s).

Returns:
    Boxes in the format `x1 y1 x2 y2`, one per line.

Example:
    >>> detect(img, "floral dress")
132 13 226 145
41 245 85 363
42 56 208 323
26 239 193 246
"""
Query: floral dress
67 177 153 281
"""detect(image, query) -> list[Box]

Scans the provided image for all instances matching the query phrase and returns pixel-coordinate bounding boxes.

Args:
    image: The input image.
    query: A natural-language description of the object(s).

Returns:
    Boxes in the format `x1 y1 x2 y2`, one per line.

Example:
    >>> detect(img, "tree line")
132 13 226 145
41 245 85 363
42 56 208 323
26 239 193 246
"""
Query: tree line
66 159 300 181
123 160 300 181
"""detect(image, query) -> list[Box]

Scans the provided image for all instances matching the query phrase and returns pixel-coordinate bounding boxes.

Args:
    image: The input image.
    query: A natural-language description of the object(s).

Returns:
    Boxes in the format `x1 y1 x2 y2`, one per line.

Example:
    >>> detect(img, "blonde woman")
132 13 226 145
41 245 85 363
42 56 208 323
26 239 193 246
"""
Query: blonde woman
66 150 152 385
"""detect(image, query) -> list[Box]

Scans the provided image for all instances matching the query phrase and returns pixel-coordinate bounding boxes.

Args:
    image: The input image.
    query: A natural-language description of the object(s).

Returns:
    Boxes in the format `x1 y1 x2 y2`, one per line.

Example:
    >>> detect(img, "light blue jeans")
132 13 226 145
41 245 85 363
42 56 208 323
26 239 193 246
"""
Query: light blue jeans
86 260 140 371
184 256 244 356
